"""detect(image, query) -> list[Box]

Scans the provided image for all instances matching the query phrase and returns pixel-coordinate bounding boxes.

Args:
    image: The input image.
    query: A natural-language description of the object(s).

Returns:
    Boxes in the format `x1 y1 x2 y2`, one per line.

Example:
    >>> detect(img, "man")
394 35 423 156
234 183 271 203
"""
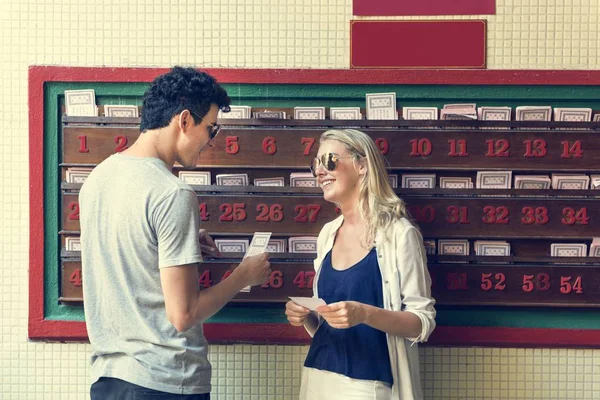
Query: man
80 66 271 399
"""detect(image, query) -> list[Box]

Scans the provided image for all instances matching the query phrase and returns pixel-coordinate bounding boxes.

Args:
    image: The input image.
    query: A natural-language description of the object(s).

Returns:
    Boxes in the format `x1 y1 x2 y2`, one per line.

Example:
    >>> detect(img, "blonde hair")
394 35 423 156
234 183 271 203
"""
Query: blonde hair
320 129 409 247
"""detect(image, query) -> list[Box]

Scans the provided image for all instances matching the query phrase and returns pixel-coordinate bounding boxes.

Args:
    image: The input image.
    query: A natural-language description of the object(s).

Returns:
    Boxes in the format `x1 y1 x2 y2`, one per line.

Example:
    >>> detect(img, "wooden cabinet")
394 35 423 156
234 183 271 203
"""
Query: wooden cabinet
59 116 600 308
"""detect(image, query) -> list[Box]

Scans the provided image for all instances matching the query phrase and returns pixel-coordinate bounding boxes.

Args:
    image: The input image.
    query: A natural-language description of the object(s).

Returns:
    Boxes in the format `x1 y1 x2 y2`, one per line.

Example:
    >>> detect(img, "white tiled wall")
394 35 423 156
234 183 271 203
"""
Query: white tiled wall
3 0 600 398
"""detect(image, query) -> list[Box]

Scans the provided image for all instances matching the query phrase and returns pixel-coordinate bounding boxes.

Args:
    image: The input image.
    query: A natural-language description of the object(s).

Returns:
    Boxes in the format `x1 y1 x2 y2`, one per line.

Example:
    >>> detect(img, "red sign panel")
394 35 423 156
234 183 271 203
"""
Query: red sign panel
351 20 486 69
353 0 495 16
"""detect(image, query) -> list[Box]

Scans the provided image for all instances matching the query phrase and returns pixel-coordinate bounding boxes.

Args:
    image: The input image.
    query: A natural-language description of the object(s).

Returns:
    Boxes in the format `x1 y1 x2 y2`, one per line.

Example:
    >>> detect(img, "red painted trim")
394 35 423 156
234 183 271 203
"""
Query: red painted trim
350 20 486 69
429 326 600 348
27 320 600 348
28 66 600 343
204 323 312 344
27 65 600 86
353 0 495 16
28 67 48 339
204 325 600 347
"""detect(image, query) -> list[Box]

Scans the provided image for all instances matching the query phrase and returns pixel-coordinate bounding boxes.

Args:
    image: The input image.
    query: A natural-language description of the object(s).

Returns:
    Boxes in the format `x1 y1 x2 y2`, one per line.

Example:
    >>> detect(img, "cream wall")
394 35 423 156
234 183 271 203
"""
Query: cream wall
2 0 600 399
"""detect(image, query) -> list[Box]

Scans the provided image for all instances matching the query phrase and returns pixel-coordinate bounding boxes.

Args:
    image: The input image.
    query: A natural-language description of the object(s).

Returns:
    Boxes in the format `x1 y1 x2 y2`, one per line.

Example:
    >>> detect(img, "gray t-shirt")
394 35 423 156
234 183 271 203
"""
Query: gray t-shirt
79 153 209 394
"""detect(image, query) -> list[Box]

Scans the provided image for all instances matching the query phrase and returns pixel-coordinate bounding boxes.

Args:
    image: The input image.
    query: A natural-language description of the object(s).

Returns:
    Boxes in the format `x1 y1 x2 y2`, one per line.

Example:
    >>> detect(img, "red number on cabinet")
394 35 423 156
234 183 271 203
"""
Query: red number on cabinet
69 269 82 287
561 207 589 225
375 138 389 155
409 138 432 156
448 139 469 157
522 273 550 292
77 135 89 153
294 205 321 223
560 276 583 294
408 206 436 223
523 139 547 157
256 204 284 222
481 273 506 291
219 203 247 221
446 206 469 224
114 135 128 152
221 270 233 282
485 139 510 157
225 136 239 155
198 270 213 288
262 137 277 155
447 273 468 290
561 140 583 158
198 203 209 221
520 206 549 225
293 271 315 289
301 137 316 156
482 206 509 224
261 270 283 289
68 202 80 220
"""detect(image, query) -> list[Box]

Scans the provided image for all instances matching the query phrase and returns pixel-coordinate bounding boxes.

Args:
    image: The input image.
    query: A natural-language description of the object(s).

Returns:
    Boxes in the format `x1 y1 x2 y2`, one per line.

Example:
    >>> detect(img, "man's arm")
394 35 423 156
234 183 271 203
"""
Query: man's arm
161 253 270 332
154 189 270 332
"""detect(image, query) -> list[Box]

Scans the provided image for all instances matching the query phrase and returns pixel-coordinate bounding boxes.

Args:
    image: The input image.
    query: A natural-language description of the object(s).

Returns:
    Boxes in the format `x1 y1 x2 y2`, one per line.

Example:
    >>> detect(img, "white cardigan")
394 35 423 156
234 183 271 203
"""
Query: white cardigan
310 215 436 400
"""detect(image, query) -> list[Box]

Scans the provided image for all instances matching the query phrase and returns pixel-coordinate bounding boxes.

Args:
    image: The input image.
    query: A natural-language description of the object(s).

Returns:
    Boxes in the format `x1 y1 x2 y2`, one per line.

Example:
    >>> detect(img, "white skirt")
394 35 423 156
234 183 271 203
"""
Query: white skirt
299 367 392 400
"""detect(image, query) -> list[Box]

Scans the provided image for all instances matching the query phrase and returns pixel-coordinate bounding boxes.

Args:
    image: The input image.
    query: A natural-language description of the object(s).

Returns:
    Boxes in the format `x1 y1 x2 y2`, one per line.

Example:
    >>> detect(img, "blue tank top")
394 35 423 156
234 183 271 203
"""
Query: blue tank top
304 247 393 385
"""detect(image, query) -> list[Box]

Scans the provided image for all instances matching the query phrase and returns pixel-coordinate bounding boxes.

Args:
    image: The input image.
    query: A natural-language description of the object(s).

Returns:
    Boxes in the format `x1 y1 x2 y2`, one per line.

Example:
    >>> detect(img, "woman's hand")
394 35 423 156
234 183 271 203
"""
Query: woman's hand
285 301 311 326
316 301 367 329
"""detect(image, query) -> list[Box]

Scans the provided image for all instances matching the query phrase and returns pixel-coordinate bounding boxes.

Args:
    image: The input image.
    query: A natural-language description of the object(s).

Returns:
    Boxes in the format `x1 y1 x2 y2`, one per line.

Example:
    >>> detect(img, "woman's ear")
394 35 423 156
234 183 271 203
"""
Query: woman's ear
357 157 368 176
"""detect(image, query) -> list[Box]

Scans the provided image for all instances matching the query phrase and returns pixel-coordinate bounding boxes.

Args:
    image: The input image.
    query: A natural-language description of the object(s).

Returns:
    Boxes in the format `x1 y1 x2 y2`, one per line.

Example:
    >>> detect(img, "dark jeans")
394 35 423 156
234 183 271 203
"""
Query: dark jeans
91 377 211 400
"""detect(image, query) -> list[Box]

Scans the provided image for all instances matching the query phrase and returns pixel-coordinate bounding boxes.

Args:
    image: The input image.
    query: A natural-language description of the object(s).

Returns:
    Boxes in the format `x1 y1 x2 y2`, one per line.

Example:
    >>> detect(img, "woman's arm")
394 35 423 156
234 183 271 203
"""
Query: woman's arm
394 225 436 342
317 301 422 338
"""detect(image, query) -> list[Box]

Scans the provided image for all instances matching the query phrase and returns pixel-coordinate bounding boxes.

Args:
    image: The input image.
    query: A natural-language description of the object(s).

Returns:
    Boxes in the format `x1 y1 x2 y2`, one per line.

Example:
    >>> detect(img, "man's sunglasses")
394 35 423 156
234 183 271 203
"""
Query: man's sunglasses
310 152 355 177
190 110 221 140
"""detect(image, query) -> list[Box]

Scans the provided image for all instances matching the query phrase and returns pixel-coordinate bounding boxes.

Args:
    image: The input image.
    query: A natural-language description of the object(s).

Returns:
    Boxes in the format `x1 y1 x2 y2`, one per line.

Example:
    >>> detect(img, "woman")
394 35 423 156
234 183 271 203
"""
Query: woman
285 129 436 400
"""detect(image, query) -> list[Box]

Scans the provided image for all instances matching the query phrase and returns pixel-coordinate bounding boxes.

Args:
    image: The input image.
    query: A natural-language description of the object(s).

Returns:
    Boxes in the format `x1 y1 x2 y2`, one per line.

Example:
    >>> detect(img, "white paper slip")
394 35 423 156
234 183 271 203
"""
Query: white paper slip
240 232 272 292
104 105 139 118
289 297 326 311
366 92 397 120
65 89 97 116
244 232 272 258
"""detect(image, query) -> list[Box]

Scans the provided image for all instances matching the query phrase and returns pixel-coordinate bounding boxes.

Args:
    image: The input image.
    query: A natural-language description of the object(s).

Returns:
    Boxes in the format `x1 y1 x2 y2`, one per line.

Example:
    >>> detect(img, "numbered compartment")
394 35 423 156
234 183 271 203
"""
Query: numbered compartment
407 197 598 238
60 260 83 302
62 126 139 164
199 196 336 235
61 192 600 238
207 127 598 170
61 192 338 235
431 263 599 307
60 260 316 303
63 123 600 170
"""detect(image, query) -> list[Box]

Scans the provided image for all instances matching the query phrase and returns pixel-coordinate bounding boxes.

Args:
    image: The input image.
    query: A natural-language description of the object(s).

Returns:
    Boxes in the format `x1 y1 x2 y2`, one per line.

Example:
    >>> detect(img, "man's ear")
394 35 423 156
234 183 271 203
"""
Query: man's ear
178 110 191 133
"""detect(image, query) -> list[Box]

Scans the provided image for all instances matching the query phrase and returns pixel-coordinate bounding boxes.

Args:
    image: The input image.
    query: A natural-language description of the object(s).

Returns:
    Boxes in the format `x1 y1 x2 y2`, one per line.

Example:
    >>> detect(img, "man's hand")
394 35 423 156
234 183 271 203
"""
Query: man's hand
236 253 271 287
199 228 221 257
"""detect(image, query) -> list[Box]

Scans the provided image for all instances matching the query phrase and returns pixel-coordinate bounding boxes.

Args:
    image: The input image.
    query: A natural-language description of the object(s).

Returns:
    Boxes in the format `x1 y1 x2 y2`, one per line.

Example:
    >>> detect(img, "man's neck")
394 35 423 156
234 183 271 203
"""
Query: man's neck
122 127 175 169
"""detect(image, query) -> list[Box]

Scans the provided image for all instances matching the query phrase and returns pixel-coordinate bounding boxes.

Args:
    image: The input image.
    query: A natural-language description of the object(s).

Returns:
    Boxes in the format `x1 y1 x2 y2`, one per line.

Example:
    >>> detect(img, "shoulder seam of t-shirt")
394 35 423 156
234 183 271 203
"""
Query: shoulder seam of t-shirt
151 186 197 224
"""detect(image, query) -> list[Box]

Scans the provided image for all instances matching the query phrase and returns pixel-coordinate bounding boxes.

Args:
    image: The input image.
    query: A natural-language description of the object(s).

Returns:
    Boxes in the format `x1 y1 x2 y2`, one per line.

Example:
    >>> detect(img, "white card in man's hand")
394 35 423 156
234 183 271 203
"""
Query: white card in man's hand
289 297 326 311
240 232 272 292
244 232 272 258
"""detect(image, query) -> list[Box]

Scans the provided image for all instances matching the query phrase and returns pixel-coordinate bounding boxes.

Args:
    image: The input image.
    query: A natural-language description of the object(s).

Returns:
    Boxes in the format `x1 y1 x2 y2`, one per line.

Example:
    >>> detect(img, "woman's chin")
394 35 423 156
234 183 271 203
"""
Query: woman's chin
322 190 338 204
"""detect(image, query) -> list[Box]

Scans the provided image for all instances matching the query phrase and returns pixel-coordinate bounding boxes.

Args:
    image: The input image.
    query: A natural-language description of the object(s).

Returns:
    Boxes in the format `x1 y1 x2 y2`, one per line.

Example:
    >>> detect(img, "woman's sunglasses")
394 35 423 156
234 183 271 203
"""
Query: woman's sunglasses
190 110 221 140
310 152 355 177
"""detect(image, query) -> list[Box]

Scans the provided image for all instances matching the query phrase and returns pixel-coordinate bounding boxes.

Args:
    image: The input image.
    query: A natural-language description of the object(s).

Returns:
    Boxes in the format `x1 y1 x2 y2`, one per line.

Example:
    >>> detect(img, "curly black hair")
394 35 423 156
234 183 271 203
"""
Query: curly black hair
140 66 231 132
